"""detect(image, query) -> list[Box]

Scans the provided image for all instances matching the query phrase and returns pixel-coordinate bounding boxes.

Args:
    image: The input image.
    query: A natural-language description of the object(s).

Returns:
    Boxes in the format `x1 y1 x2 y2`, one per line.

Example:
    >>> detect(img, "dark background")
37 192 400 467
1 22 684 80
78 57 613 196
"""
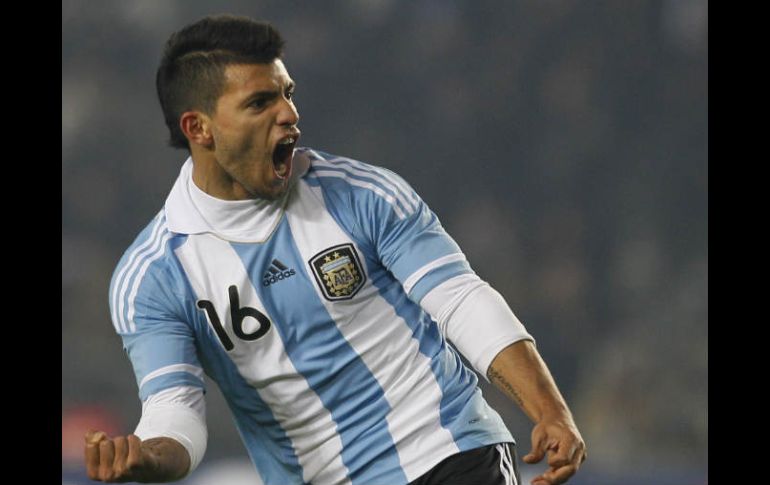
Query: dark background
63 1 707 483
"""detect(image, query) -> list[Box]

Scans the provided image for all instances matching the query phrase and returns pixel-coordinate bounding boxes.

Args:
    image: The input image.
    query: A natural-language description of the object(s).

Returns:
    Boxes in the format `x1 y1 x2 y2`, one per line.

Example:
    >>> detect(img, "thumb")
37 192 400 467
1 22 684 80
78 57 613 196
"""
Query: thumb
85 429 108 445
523 430 547 464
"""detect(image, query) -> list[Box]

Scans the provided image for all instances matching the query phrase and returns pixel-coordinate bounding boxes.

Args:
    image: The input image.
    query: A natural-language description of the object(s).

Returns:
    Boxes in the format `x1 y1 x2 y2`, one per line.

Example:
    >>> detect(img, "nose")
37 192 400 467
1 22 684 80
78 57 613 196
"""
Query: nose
277 96 299 127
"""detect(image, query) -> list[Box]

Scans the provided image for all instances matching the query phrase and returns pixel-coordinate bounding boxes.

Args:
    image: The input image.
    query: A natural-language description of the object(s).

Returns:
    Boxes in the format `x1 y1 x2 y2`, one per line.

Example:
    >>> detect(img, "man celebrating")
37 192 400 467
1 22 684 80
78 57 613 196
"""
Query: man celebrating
86 15 586 485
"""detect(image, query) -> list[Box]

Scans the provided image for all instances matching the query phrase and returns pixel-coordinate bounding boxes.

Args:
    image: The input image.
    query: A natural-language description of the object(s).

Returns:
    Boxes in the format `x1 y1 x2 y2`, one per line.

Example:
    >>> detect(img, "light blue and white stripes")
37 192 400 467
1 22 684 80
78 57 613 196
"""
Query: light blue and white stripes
139 364 204 390
306 151 419 220
109 211 171 334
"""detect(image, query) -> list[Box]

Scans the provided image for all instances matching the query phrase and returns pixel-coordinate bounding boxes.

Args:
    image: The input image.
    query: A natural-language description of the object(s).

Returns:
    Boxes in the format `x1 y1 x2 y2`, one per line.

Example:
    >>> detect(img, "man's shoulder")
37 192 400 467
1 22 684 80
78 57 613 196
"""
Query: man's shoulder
108 209 190 331
297 147 419 215
111 209 183 284
298 146 391 175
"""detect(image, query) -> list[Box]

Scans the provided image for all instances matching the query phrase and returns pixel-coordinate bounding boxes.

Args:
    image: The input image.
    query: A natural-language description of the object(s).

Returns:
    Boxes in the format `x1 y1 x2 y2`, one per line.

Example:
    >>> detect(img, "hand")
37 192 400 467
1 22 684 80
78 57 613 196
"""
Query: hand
84 430 159 482
522 417 587 485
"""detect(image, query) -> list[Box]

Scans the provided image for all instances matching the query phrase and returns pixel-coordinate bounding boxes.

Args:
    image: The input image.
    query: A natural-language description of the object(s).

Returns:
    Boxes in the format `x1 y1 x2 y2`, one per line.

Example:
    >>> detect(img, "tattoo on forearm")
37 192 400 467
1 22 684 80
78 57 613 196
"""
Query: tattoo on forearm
488 366 525 408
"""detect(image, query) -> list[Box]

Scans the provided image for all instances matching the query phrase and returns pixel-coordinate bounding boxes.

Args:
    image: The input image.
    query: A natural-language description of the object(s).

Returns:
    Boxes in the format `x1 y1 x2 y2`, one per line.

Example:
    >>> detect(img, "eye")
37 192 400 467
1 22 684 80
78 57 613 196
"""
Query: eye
286 88 295 101
249 97 268 109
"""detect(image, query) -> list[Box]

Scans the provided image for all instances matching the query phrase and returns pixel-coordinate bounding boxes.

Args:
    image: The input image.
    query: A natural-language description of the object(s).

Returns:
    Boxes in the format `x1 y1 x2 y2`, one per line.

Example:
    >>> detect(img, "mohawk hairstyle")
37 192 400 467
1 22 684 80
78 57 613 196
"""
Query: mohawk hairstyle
156 15 285 150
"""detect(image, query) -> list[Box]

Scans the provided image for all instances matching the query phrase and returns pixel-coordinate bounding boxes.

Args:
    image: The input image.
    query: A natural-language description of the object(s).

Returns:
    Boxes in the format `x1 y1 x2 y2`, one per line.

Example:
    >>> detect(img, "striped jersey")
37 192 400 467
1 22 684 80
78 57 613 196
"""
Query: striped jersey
108 147 514 485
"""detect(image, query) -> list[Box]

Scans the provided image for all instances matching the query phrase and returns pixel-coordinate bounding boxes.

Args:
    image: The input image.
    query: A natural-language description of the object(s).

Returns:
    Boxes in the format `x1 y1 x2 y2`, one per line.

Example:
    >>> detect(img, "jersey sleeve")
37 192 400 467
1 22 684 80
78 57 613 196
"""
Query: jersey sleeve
353 166 472 303
305 151 473 303
134 385 208 476
109 241 205 402
421 273 534 378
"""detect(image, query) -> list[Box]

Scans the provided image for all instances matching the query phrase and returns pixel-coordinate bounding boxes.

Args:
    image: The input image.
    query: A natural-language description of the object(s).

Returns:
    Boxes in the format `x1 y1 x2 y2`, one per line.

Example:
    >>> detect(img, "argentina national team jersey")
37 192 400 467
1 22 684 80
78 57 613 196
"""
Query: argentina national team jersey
108 147 514 485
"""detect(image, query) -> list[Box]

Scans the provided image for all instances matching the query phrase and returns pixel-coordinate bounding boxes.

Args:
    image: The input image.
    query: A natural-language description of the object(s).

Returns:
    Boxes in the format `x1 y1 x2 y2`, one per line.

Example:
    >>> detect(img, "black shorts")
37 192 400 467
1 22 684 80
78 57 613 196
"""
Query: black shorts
408 443 521 485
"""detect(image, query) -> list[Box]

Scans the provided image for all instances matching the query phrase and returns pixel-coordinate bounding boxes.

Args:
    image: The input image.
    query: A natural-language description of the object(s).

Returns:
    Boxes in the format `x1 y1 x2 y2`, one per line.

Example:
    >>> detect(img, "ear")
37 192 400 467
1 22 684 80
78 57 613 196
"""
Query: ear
180 111 214 148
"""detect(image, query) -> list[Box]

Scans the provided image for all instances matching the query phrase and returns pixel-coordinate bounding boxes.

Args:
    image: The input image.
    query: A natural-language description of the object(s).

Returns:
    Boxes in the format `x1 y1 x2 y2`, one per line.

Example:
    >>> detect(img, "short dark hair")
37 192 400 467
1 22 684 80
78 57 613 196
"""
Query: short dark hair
156 15 285 150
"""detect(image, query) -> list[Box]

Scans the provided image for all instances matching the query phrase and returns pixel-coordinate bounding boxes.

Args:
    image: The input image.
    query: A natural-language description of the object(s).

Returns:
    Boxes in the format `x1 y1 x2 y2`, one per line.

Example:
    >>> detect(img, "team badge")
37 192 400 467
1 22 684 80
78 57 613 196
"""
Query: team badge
309 243 366 301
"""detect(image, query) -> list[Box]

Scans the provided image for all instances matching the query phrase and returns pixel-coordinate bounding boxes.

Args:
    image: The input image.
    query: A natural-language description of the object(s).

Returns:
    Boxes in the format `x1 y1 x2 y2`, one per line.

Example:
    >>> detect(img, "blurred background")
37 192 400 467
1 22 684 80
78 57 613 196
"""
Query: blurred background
62 1 707 484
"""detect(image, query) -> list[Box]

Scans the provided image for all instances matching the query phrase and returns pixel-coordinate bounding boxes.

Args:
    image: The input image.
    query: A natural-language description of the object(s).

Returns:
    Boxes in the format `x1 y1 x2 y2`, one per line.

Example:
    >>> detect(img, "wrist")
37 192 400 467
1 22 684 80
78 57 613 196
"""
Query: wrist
139 437 191 481
535 404 573 424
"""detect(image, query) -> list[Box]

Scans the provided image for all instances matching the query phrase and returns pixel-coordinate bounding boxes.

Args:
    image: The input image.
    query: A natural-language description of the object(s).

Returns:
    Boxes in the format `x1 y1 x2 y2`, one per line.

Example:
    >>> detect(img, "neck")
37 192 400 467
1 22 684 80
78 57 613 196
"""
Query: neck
189 150 252 201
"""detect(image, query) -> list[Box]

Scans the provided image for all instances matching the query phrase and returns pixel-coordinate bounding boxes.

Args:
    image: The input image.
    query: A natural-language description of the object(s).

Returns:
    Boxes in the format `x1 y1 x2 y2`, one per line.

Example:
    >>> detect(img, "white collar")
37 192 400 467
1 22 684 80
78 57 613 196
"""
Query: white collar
164 150 311 242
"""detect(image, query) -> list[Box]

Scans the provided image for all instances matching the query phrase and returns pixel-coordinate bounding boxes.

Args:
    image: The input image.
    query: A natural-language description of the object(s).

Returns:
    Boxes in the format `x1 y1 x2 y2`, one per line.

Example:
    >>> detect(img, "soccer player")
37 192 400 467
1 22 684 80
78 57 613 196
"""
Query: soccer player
85 14 586 485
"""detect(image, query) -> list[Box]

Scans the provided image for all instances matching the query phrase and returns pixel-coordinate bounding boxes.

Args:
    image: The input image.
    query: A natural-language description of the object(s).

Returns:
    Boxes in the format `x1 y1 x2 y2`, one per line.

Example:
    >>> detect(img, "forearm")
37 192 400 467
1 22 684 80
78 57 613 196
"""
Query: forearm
486 339 572 423
488 340 587 484
86 387 207 482
134 386 208 475
420 274 534 376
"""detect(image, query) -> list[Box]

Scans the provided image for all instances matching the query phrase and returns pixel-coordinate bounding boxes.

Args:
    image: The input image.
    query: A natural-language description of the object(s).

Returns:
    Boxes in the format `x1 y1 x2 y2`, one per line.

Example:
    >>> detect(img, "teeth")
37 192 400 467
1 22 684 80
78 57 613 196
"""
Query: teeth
279 137 295 145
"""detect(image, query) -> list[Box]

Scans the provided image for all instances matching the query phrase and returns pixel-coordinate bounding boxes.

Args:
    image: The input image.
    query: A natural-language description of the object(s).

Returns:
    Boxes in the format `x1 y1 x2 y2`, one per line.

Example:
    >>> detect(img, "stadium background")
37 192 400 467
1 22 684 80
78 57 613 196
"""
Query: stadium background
62 1 707 484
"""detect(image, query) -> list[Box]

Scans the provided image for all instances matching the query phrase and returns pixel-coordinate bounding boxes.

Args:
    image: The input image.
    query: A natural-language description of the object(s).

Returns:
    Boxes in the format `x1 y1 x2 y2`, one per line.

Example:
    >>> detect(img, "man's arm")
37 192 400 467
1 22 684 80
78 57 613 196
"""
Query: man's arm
487 340 587 485
84 432 190 483
418 274 586 484
84 386 208 483
344 161 585 482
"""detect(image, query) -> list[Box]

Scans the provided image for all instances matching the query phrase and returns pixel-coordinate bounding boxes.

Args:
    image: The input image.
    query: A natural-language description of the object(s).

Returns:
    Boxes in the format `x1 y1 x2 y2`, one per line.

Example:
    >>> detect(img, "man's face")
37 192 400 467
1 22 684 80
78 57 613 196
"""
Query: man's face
205 59 300 200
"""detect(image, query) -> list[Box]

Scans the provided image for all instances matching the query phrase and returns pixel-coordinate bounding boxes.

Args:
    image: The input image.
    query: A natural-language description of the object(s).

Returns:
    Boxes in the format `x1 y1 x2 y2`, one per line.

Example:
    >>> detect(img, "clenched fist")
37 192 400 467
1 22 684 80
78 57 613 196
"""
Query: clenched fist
84 430 189 483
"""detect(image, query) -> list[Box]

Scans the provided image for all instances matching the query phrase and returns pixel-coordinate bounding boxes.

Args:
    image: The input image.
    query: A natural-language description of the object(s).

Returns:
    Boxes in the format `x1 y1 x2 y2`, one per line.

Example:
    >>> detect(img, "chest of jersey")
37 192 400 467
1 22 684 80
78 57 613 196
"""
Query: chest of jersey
172 181 397 389
171 183 443 478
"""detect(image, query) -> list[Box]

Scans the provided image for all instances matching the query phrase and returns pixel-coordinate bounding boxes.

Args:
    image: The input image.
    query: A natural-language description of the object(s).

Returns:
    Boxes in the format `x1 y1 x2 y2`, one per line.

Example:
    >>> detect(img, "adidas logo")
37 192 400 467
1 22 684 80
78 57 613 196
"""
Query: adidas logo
262 259 296 287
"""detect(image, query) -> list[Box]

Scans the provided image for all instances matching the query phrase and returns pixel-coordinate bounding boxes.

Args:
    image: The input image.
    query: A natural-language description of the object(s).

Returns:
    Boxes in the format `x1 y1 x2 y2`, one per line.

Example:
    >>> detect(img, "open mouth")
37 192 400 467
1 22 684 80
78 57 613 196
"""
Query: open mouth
272 134 299 180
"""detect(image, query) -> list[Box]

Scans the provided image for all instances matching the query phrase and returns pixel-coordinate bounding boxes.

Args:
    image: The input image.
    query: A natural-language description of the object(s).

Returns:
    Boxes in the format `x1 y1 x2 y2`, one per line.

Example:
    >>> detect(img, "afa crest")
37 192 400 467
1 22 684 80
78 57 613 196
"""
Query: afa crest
310 244 366 301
